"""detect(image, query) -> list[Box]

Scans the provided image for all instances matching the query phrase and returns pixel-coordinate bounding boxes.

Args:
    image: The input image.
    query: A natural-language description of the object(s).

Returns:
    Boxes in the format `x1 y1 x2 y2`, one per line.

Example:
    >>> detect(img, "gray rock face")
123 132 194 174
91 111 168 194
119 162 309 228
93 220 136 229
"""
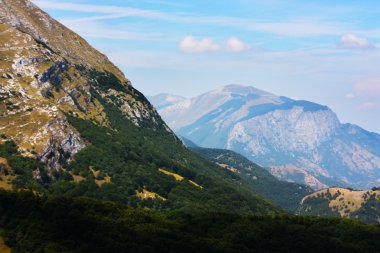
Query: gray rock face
154 85 380 189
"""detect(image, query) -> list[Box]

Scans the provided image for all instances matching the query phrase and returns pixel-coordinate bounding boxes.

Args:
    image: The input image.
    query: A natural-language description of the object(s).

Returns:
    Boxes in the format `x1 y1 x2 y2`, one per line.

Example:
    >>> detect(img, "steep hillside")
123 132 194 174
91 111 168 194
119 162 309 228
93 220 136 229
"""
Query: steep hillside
0 0 280 213
154 84 380 189
298 187 380 224
0 0 168 170
192 147 314 212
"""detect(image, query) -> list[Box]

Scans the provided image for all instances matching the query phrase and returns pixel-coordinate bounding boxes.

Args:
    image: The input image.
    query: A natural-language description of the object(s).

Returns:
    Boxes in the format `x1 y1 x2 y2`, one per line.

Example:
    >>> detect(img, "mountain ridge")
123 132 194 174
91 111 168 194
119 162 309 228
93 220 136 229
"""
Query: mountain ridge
151 84 380 189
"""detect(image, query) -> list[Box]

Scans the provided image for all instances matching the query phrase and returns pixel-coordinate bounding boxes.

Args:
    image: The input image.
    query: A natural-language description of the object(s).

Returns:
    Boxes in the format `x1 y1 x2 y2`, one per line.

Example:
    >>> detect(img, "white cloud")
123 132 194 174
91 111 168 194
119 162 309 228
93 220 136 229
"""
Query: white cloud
339 34 374 49
226 37 250 52
178 36 220 53
178 36 250 53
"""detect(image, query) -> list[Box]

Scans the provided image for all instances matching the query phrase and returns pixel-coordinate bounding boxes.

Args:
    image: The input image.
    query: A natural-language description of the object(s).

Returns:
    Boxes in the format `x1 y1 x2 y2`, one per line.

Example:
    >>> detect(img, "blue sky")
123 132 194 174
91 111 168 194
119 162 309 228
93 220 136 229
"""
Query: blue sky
32 0 380 133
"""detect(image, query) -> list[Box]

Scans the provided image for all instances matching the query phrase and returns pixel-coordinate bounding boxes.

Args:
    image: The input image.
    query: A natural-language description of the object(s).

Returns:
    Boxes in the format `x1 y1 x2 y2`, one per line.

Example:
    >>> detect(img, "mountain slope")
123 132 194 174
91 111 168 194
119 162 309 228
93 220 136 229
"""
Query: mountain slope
154 85 380 189
298 187 380 224
192 147 314 212
0 0 280 214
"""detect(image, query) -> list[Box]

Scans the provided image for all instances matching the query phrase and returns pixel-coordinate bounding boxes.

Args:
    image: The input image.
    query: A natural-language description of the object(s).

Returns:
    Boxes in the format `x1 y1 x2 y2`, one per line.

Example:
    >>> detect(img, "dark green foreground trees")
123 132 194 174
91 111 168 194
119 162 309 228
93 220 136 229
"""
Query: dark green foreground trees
1 190 380 253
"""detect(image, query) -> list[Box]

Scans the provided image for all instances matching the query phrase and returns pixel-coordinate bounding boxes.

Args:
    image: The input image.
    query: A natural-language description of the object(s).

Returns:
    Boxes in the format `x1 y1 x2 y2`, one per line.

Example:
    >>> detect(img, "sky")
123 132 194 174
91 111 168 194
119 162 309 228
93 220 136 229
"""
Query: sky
32 0 380 133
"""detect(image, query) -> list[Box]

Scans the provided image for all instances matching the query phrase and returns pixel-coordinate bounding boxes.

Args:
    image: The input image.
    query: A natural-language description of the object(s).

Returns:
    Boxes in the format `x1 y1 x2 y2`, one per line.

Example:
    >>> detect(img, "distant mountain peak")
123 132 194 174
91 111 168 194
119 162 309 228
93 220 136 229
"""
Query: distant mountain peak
152 85 380 189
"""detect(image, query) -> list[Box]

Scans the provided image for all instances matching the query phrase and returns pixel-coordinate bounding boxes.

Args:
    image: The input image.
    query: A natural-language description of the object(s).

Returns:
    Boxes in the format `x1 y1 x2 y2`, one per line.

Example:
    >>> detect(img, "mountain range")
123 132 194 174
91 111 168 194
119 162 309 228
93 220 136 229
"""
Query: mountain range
150 85 380 190
2 0 380 251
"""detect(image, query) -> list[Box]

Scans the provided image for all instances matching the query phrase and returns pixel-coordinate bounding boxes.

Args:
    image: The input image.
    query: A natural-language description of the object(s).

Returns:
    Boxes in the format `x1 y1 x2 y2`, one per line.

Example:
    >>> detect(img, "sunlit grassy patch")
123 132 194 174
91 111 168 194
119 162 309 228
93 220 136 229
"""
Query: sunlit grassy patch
158 168 184 181
71 173 85 183
136 189 166 201
0 236 11 253
189 180 203 189
0 175 15 191
90 167 111 187
303 187 380 217
95 174 111 187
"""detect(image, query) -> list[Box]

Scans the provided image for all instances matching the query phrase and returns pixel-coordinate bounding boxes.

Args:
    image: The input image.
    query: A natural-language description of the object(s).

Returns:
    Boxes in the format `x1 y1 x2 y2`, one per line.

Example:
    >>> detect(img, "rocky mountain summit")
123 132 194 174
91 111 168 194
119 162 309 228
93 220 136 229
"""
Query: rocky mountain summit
152 85 380 189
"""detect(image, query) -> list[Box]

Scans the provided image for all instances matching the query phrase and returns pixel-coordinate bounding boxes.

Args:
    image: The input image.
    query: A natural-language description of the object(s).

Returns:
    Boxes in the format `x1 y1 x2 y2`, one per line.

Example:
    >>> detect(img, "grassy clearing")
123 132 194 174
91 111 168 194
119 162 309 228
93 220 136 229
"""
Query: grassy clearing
90 167 111 187
0 158 14 191
95 174 111 187
71 173 85 183
304 187 380 217
0 175 15 191
158 168 184 181
136 189 166 201
216 163 239 173
158 168 202 189
0 236 11 253
189 180 203 189
0 158 8 168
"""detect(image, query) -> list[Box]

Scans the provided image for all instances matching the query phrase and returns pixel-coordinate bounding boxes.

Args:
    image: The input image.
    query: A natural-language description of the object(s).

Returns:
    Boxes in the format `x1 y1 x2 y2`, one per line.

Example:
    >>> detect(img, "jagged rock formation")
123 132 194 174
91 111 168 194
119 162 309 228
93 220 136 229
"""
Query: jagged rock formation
152 84 380 189
0 0 170 172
